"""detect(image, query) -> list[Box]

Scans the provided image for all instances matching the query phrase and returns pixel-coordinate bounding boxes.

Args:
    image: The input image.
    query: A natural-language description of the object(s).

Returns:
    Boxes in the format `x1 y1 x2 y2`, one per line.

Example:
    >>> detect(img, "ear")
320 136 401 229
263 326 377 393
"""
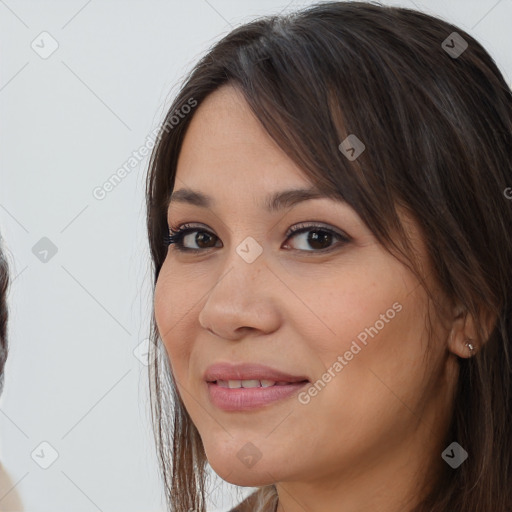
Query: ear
447 301 497 358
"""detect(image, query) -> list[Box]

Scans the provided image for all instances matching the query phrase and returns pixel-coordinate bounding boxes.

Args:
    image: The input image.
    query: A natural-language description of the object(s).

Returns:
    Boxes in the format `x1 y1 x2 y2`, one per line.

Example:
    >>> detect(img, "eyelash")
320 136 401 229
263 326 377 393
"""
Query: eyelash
163 222 350 254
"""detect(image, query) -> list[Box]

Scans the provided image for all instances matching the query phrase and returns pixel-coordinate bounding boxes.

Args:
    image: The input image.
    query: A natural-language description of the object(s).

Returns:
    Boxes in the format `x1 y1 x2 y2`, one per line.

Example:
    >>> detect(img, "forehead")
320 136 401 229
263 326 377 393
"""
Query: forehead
175 84 313 191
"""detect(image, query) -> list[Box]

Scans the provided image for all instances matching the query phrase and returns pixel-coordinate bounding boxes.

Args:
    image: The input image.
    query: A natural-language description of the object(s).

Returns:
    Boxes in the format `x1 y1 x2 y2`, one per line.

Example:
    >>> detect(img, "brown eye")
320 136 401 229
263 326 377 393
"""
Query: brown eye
191 231 218 249
283 224 350 252
164 225 221 252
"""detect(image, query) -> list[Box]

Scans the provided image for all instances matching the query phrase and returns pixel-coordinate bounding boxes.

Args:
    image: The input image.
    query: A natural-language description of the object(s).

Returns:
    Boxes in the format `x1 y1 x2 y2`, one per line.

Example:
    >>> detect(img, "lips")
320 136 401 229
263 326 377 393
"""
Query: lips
204 362 310 384
204 362 310 411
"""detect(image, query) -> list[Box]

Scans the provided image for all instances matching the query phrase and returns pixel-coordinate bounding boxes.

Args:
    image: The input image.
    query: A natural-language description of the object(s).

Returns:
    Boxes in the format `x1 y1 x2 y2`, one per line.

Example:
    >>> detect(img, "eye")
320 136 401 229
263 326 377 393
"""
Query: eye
282 222 350 252
163 223 221 253
163 222 350 253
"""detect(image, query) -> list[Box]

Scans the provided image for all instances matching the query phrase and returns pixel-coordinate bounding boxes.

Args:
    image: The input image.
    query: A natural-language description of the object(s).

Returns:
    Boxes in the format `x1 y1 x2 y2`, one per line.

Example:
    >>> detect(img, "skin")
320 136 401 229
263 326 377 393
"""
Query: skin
154 84 480 512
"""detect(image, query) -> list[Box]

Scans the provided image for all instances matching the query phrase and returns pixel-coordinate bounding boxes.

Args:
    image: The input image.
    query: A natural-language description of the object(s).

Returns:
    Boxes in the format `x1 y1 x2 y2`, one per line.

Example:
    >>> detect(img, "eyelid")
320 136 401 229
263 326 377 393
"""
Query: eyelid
284 221 350 240
168 222 210 236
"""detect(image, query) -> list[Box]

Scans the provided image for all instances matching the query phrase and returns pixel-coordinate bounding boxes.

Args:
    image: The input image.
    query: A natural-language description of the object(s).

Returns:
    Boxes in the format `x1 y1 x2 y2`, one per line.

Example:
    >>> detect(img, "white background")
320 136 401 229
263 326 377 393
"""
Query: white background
0 1 510 511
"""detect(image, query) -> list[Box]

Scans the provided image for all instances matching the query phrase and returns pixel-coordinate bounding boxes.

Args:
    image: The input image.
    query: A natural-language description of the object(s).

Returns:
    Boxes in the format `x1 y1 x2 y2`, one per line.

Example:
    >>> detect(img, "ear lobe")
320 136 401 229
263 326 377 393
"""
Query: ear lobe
447 303 497 358
447 309 473 358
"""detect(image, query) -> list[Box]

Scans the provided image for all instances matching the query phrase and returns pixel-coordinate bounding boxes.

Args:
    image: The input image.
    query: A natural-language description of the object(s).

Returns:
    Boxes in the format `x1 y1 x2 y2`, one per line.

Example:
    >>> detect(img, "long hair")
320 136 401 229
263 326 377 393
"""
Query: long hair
145 2 512 511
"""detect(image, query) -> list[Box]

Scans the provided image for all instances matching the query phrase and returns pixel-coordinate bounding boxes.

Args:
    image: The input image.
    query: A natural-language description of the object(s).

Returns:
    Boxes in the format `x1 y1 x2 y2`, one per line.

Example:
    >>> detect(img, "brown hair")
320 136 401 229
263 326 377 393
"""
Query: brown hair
145 2 512 511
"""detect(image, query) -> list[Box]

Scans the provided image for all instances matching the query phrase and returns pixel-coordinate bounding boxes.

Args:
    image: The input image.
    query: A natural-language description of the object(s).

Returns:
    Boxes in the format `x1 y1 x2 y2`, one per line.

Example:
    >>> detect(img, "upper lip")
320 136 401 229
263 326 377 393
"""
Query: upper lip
204 362 309 383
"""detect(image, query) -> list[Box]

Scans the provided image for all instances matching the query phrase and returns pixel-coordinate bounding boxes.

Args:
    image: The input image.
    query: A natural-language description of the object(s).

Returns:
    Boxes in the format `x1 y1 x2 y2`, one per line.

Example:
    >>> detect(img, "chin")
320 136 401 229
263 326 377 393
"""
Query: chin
212 463 278 487
205 446 280 486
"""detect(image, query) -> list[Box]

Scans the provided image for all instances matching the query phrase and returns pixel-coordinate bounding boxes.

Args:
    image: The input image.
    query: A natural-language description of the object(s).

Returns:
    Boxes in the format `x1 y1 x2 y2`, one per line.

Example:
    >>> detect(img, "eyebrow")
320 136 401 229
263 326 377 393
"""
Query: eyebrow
167 187 342 213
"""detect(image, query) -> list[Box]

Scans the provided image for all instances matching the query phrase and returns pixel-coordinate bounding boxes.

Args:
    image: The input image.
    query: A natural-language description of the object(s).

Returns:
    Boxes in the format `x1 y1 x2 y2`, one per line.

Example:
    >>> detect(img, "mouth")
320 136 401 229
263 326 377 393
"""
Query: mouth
207 379 309 388
203 362 310 411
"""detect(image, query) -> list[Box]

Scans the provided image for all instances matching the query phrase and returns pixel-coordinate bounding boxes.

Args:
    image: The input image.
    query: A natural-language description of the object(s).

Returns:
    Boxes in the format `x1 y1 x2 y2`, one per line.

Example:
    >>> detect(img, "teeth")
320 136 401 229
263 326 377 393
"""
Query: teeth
216 379 278 388
240 379 260 388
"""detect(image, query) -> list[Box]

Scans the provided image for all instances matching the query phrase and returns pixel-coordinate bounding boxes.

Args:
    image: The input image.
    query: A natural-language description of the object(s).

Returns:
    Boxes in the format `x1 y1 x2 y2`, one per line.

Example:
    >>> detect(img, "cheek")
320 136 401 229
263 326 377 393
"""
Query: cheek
154 260 192 330
311 288 431 426
290 264 407 358
153 270 171 335
153 264 192 365
298 264 430 409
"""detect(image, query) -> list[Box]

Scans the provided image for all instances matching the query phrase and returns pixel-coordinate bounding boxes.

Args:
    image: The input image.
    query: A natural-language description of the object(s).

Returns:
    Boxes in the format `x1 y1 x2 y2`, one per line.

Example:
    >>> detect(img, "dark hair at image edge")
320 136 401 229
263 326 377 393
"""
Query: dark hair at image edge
0 236 9 395
145 2 512 511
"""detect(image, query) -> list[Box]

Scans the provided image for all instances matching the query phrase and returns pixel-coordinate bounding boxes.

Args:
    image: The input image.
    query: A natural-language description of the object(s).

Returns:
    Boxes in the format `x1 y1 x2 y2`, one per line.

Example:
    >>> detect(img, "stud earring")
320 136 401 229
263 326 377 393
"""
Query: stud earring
465 339 476 357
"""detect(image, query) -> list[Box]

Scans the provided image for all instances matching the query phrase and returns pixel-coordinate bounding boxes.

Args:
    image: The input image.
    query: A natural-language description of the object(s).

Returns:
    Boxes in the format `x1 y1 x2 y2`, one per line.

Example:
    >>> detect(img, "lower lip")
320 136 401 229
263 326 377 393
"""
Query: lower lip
206 381 309 411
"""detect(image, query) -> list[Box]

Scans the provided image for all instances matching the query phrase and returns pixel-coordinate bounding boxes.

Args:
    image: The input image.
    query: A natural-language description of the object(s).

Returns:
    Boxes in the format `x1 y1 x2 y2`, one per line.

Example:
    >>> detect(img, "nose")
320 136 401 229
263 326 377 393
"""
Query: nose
198 246 282 341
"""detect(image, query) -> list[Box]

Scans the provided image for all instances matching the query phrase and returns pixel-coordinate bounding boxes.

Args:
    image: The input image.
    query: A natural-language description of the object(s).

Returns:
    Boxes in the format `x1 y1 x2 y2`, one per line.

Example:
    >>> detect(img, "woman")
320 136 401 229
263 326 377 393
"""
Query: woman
145 2 512 511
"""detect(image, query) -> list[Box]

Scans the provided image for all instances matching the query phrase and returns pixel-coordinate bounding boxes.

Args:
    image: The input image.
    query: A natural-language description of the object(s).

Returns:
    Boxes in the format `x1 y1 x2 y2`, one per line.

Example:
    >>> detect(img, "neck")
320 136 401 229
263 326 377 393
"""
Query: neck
274 425 445 512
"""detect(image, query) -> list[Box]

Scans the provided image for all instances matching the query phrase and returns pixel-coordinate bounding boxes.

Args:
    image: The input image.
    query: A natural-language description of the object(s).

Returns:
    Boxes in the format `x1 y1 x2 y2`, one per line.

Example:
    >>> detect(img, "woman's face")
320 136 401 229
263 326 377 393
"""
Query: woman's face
154 84 459 492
